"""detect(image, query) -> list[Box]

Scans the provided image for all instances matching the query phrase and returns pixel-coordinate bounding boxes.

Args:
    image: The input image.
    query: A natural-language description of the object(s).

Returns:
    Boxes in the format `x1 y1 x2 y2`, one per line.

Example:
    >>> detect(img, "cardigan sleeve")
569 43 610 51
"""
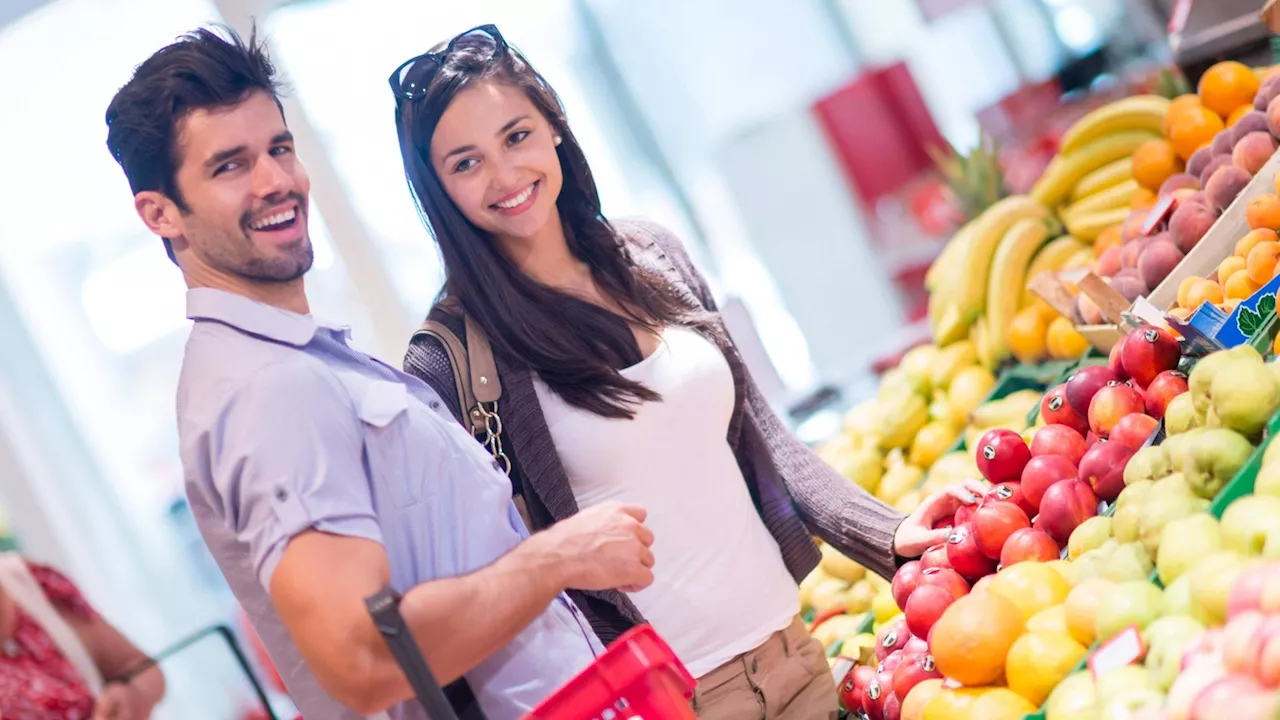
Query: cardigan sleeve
627 219 908 579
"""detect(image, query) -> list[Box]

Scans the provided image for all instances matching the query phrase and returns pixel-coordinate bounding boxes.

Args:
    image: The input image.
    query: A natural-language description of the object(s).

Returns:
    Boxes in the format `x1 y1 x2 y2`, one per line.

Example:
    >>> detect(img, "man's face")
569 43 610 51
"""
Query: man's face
168 90 312 282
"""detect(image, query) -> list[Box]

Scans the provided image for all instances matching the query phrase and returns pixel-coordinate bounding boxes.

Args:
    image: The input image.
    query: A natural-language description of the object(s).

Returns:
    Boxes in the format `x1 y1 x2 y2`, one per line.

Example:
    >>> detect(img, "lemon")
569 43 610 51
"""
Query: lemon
1006 631 1089 706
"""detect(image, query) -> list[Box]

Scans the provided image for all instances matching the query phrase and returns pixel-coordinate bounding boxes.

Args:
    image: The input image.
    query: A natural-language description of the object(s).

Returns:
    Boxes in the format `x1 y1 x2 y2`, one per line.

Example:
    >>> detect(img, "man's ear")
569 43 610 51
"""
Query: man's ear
134 191 183 243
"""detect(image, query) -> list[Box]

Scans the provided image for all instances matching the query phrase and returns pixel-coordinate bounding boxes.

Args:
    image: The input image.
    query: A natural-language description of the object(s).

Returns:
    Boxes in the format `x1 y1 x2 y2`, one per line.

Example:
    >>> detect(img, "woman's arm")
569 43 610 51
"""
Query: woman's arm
66 612 166 718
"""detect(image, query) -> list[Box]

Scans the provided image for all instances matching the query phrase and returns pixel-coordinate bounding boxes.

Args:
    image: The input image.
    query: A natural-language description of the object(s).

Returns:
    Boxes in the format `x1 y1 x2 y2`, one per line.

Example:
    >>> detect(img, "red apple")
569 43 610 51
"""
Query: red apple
1040 384 1090 435
905 585 959 639
985 482 1037 518
1000 527 1060 566
972 501 1031 559
1030 424 1088 464
1088 383 1146 436
920 544 950 570
1037 479 1100 544
840 664 876 713
1078 441 1134 502
931 513 955 530
879 650 905 674
975 429 1032 485
903 636 929 657
892 560 925 610
1066 365 1121 416
1021 455 1078 511
882 690 902 720
1228 563 1277 620
876 616 908 661
863 670 890 720
917 567 970 599
1109 336 1129 379
1145 370 1189 419
1122 324 1182 387
1086 431 1101 448
1110 413 1160 450
953 502 977 528
892 652 943 701
945 524 998 580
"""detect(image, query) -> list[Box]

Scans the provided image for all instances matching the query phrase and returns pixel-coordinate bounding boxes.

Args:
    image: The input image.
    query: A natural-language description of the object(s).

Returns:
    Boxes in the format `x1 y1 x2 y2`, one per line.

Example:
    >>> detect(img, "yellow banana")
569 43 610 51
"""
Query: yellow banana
971 317 997 371
986 218 1052 363
1063 246 1097 270
1061 179 1140 222
925 221 974 293
1070 158 1133 202
1057 95 1171 155
927 226 977 345
1020 235 1087 308
1031 131 1159 208
1066 206 1133 242
969 389 1043 428
950 195 1052 333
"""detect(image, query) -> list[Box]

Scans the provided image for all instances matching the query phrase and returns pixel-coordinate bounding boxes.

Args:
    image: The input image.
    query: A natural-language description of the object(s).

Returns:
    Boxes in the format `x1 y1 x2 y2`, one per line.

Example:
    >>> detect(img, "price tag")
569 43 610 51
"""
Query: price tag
830 656 856 685
1141 194 1177 237
1088 625 1146 680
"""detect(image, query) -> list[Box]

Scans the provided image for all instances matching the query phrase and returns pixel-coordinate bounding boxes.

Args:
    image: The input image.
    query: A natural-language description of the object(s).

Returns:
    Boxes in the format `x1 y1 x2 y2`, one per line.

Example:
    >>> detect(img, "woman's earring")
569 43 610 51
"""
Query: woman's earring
554 135 563 146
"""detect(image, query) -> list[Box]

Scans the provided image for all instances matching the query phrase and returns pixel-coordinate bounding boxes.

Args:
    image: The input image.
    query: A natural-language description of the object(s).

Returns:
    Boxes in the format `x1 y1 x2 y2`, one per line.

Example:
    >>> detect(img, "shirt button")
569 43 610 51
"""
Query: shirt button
275 488 289 502
429 400 441 410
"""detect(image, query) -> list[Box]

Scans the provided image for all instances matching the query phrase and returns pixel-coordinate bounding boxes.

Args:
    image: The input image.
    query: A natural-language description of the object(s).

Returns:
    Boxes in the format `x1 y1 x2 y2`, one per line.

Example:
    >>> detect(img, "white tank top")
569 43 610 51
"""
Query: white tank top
533 326 799 677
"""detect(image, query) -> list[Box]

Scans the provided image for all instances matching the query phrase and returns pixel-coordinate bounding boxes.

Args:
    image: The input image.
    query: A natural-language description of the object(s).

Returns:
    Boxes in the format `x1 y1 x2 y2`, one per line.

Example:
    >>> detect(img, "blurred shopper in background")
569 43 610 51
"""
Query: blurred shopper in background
0 552 165 720
396 25 984 720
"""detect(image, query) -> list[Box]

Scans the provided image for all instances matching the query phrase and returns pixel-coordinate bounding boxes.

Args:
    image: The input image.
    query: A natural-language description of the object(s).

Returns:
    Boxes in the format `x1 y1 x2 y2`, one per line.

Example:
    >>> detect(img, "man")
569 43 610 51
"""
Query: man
104 26 655 720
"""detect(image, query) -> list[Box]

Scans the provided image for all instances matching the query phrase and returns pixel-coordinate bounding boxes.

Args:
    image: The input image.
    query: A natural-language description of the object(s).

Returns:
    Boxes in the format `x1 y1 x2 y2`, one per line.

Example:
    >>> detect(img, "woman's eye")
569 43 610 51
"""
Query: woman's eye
454 158 478 173
509 130 530 145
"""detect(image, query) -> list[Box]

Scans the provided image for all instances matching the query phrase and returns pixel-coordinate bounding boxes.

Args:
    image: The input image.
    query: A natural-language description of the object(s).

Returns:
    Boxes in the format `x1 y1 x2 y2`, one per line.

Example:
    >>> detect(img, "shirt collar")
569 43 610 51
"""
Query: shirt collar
186 288 319 347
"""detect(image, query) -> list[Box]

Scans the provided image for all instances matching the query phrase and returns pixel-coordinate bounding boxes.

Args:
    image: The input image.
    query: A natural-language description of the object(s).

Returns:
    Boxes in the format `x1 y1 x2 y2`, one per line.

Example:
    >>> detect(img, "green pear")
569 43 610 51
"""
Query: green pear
1125 446 1171 486
1096 662 1158 705
1210 360 1280 436
1264 532 1280 559
1182 429 1254 499
1102 542 1155 582
1099 688 1166 720
1113 502 1143 544
1220 495 1280 556
1187 551 1250 626
1097 581 1165 643
1069 516 1114 560
1117 479 1156 510
1256 458 1280 497
1139 489 1208 557
1162 574 1194 617
1144 615 1205 691
1165 431 1206 474
1264 439 1280 468
1164 393 1203 436
1189 351 1235 415
1156 513 1222 585
1045 671 1098 720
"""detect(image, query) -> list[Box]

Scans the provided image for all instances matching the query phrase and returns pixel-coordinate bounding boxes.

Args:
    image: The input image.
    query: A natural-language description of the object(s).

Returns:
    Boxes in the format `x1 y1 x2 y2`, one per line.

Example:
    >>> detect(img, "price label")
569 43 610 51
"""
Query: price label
1088 625 1146 680
1141 194 1177 237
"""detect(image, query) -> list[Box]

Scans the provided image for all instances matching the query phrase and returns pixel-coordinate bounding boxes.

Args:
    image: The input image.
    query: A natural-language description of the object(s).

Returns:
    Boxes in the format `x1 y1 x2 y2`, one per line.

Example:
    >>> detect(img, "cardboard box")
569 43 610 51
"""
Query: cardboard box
1027 269 1127 352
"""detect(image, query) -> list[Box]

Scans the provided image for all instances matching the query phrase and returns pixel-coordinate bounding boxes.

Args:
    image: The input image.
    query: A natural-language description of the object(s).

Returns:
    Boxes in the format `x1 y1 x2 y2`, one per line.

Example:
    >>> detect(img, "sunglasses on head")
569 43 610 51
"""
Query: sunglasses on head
388 24 507 103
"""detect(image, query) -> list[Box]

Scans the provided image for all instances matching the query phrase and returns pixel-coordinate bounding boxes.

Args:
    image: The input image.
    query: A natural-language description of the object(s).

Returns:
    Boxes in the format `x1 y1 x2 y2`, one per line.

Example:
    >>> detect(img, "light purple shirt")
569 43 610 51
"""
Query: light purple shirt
176 288 601 720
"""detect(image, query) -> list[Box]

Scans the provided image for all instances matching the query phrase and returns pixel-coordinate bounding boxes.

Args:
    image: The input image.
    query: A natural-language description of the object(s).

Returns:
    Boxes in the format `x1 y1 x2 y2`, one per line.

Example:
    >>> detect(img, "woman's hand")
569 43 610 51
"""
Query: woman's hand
892 479 990 559
92 682 143 720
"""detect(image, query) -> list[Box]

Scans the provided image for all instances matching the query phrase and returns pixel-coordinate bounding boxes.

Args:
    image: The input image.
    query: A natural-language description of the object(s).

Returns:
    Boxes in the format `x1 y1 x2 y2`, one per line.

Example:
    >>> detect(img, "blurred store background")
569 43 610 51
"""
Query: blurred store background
0 0 1261 715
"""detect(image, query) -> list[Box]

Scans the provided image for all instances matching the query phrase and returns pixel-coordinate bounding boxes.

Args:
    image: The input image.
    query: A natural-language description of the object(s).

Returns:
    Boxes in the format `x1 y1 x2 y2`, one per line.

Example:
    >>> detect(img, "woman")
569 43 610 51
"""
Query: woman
0 552 165 719
393 26 981 718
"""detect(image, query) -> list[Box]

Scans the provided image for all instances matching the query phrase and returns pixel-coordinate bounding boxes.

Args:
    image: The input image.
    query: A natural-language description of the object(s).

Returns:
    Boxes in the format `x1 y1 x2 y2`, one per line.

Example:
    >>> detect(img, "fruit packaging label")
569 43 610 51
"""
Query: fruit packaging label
1088 625 1145 680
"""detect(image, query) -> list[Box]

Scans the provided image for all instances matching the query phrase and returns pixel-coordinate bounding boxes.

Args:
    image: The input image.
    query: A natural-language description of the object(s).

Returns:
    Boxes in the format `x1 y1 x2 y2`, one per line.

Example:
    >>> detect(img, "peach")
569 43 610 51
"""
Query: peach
1206 165 1253 212
1233 131 1278 175
1169 201 1218 253
1120 238 1149 269
1212 128 1239 156
1256 73 1280 111
1111 274 1149 302
1268 94 1280 137
1199 154 1233 187
1139 238 1186 289
1078 293 1104 325
1096 246 1123 277
1185 190 1210 208
1159 172 1201 197
1233 110 1272 139
1121 209 1149 242
1187 147 1216 179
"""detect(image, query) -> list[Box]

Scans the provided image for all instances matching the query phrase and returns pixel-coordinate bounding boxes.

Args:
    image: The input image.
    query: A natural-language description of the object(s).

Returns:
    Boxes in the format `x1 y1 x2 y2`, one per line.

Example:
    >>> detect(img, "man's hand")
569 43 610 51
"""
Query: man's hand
893 480 989 558
92 682 143 720
536 502 655 593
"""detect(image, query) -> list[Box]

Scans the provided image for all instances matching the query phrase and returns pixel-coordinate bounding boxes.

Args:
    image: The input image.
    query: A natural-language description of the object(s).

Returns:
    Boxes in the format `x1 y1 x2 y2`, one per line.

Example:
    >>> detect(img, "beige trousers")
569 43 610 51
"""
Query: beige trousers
691 617 839 720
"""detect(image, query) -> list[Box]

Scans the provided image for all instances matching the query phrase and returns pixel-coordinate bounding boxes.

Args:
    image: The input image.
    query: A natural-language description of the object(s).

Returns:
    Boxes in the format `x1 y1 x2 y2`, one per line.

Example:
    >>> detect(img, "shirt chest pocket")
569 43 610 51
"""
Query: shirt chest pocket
349 378 450 508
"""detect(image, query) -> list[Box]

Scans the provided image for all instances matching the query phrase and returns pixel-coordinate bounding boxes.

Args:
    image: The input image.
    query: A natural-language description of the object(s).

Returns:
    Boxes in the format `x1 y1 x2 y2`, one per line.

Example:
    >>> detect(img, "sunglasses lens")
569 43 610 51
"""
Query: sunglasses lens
453 28 500 56
393 26 504 99
396 57 439 98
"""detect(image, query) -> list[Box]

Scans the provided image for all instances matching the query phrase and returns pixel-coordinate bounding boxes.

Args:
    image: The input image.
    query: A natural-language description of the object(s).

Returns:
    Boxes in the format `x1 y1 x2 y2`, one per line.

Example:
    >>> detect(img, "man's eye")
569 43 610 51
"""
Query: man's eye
214 162 239 176
270 146 293 156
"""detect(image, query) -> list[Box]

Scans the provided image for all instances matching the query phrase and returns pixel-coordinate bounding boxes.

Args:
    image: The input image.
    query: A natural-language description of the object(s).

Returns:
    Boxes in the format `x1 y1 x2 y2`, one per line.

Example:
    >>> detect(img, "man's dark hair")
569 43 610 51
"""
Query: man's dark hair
105 24 282 259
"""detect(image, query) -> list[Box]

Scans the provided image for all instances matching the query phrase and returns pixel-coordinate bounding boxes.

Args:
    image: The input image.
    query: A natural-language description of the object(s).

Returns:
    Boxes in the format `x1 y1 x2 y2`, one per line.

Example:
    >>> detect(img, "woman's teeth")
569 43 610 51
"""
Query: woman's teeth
495 184 535 209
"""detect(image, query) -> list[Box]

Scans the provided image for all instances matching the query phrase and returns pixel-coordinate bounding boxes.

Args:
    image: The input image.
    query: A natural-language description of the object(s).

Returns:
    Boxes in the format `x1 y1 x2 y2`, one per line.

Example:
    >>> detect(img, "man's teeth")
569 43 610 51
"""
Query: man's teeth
250 207 296 230
495 184 535 209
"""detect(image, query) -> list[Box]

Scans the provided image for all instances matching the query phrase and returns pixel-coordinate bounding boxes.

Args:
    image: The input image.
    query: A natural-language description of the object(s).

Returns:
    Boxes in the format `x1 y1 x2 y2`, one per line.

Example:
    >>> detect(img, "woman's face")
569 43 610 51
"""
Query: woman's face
430 80 564 245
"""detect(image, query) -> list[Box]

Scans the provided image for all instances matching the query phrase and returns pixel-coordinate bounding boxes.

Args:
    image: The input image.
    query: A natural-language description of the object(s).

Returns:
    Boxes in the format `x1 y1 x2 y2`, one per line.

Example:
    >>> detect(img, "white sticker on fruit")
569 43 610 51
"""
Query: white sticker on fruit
1088 625 1145 680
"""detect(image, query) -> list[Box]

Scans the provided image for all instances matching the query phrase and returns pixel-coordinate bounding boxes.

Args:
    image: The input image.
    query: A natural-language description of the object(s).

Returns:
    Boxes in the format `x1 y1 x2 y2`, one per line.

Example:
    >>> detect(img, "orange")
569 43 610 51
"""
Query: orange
1005 631 1089 706
1131 186 1158 210
1199 61 1261 117
1046 316 1089 359
1248 193 1280 230
930 593 1025 686
1006 306 1051 364
1274 330 1280 357
1177 275 1204 308
1164 94 1205 138
986 562 1071 623
1218 255 1247 281
1228 104 1254 126
922 687 985 720
1223 298 1244 313
970 688 1038 719
1247 241 1280 284
1064 578 1113 647
1028 298 1060 322
902 678 944 720
1186 278 1225 309
1169 105 1226 160
1026 605 1072 635
1237 228 1279 258
1274 168 1280 197
1225 269 1263 300
1095 225 1124 257
1131 139 1184 191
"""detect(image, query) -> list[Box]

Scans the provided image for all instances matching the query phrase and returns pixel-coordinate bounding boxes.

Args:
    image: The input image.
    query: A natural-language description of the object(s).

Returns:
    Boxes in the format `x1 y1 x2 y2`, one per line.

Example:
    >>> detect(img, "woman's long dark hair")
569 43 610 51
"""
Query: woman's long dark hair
395 33 701 419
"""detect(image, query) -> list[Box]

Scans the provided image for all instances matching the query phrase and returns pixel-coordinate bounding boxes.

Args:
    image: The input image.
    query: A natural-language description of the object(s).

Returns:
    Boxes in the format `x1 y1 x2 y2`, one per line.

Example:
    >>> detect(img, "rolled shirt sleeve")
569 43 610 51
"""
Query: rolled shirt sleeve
202 359 384 589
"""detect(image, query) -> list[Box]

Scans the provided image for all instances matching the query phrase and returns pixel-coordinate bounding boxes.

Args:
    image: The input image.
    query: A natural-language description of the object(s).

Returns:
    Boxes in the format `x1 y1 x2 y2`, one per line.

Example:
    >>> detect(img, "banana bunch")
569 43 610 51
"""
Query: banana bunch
1020 235 1091 307
926 195 1052 347
981 217 1053 364
1031 95 1169 213
960 389 1042 450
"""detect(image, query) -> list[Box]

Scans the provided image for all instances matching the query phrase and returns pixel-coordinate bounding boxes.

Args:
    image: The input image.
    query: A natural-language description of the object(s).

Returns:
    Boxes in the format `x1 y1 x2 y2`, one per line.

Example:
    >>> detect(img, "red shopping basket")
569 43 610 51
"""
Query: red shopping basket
524 624 696 720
